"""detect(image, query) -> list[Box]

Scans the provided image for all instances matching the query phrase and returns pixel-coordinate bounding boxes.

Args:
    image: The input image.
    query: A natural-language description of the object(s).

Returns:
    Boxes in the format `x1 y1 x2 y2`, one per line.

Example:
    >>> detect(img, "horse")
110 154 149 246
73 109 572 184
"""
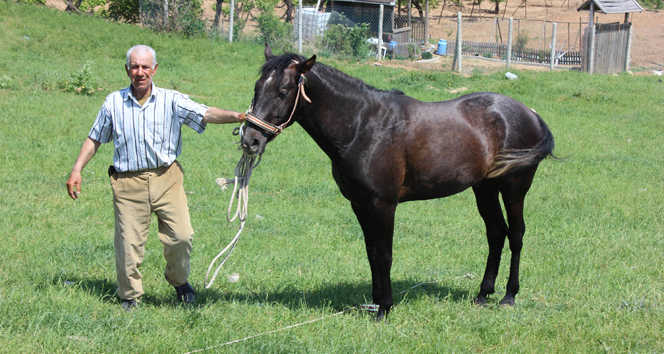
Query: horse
240 44 555 320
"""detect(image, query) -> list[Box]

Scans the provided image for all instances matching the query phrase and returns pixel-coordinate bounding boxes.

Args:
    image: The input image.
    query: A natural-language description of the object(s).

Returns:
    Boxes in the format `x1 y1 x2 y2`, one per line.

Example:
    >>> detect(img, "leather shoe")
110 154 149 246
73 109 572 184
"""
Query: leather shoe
175 282 196 304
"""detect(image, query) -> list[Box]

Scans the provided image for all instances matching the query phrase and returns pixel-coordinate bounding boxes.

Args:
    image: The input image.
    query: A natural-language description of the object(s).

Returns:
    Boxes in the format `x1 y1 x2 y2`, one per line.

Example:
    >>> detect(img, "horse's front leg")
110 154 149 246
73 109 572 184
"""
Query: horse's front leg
351 200 396 320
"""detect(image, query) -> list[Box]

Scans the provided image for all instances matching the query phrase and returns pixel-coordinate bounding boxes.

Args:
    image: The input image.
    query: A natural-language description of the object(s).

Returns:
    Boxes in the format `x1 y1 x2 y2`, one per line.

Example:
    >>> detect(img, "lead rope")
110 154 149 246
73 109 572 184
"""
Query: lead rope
205 128 262 289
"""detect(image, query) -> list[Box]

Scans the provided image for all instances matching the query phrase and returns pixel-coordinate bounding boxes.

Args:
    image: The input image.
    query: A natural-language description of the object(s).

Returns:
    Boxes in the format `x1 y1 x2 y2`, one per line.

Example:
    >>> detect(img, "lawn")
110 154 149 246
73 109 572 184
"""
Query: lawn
0 1 663 352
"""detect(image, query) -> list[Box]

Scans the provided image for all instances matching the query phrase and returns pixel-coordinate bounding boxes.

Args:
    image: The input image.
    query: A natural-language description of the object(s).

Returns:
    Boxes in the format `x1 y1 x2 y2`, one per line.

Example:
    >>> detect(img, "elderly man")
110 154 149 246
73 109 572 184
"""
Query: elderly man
66 45 245 310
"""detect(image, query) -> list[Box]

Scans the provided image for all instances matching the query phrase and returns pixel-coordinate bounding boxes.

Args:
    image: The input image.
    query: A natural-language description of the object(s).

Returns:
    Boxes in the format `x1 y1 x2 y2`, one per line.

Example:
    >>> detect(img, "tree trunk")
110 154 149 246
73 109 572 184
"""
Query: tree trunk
213 0 224 30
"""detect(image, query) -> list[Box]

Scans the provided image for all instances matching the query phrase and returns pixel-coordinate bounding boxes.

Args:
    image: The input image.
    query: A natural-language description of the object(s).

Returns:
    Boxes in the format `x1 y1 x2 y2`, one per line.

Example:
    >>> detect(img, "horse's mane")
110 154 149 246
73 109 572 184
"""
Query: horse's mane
259 52 404 96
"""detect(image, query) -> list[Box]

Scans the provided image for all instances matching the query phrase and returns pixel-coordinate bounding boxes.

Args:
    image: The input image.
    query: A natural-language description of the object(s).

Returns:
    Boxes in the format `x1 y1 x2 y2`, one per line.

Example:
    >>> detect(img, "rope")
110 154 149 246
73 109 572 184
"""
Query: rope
205 148 261 289
184 279 447 353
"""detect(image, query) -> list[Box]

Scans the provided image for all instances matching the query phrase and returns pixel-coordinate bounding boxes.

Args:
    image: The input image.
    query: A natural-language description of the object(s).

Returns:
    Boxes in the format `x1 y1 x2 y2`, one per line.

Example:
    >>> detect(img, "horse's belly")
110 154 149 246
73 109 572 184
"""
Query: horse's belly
399 180 474 202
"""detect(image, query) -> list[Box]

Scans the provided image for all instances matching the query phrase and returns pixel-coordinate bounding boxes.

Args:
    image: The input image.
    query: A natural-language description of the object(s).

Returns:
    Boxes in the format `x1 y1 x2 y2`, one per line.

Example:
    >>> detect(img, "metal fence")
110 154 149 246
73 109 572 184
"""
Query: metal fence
291 4 426 60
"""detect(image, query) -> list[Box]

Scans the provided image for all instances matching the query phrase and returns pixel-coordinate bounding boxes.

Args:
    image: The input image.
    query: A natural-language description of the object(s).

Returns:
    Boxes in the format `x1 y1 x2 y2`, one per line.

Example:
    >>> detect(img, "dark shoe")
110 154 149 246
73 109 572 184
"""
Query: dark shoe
175 282 196 304
121 299 138 311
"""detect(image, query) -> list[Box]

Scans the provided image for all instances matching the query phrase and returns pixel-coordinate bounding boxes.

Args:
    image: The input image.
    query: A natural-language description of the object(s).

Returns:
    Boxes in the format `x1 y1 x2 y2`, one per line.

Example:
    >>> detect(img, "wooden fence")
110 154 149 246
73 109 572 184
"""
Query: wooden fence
582 22 631 74
447 40 582 66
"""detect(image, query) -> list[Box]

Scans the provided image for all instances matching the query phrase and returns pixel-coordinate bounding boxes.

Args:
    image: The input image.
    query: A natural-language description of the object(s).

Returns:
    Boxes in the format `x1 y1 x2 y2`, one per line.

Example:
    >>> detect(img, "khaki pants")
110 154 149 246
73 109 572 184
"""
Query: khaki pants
110 161 193 300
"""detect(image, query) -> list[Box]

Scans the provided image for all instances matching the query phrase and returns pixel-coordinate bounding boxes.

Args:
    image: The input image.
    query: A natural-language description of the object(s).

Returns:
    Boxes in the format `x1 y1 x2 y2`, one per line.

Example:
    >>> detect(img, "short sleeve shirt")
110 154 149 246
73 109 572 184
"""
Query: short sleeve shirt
88 84 208 172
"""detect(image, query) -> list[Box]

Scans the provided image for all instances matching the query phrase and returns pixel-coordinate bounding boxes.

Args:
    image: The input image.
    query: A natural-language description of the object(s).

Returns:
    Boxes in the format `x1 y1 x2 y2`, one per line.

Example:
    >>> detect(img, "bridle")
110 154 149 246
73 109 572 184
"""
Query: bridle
244 68 311 137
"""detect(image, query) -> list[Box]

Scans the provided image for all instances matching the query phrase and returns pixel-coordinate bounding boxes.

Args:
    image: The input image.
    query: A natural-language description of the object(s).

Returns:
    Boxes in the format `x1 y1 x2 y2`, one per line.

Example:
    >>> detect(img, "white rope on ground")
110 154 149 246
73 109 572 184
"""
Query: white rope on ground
183 279 446 353
205 151 261 289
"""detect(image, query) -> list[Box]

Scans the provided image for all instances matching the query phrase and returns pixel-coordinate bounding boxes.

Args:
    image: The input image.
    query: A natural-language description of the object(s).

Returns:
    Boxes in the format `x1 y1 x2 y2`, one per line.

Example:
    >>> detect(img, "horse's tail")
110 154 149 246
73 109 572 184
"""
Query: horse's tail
487 114 556 179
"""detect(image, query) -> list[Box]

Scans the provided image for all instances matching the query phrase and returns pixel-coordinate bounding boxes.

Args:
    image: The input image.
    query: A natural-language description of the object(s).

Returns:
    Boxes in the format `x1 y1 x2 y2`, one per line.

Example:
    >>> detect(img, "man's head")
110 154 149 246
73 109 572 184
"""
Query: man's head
125 45 158 97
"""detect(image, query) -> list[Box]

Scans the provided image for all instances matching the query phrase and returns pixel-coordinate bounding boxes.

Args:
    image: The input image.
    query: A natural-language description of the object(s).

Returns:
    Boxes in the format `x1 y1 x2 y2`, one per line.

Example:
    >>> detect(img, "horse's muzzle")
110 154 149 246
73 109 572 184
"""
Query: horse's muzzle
240 127 267 156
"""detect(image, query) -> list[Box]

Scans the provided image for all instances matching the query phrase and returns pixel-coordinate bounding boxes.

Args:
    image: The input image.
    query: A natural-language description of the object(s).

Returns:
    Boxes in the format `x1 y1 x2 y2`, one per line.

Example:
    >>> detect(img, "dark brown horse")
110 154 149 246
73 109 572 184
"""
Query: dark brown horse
241 45 555 319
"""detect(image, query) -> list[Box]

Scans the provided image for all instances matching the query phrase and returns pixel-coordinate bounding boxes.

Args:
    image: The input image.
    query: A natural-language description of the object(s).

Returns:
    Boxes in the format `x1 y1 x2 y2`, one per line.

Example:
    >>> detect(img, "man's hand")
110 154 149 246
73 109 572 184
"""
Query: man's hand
66 171 82 200
66 137 101 200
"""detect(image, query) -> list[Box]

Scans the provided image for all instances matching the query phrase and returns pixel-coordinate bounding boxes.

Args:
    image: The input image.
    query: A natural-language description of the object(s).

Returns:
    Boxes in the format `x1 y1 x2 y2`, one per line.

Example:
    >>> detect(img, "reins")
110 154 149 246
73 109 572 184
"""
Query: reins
205 65 311 289
205 148 261 289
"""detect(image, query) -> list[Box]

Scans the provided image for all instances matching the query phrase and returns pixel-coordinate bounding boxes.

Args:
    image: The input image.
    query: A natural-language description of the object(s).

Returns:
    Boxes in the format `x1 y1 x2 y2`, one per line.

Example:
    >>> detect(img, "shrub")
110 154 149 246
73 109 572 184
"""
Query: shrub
256 12 293 51
57 61 103 95
422 51 433 60
407 43 421 59
322 22 370 59
105 0 140 23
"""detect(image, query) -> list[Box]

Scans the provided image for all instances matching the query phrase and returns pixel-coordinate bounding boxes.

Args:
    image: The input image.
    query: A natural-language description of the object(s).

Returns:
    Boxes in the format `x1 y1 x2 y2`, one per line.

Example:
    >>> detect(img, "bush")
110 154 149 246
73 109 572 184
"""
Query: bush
256 12 293 51
104 0 140 23
422 51 433 60
322 22 370 59
57 61 103 95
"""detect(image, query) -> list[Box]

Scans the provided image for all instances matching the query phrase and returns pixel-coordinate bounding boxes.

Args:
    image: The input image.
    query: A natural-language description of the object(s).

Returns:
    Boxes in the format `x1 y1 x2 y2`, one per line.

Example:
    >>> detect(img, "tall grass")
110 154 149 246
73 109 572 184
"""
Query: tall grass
1 2 663 352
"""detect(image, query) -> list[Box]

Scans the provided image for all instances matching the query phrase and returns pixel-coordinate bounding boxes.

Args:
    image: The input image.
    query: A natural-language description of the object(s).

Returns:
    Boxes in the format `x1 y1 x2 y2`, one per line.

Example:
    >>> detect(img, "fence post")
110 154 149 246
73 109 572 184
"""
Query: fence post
550 22 557 71
298 0 303 53
506 17 513 69
624 23 633 71
229 0 234 42
425 0 429 46
452 12 462 72
588 3 595 74
377 4 384 61
163 0 168 30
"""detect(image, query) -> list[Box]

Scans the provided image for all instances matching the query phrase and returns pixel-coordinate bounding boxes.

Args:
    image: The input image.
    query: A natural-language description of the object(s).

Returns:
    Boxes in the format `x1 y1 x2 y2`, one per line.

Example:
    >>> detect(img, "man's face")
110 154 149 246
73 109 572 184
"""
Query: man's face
125 50 158 95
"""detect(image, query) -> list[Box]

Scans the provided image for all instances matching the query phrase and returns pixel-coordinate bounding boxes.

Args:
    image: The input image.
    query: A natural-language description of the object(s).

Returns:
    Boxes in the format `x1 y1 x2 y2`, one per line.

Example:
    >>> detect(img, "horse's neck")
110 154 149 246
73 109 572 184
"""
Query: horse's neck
297 72 369 160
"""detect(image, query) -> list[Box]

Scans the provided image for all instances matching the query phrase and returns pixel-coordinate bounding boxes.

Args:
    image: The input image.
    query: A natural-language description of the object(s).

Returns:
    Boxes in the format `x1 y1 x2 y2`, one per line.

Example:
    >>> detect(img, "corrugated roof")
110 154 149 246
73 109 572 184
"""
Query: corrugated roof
577 0 643 13
332 0 397 6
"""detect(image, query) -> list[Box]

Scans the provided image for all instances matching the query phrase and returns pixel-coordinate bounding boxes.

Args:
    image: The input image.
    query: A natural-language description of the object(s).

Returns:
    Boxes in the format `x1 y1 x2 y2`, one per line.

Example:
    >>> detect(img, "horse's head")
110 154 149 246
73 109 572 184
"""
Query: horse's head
241 44 316 156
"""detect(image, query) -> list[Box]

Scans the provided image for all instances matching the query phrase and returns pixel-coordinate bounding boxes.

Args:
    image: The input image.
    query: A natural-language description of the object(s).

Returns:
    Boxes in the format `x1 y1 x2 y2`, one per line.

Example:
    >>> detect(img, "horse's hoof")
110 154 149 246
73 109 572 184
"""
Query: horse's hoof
499 297 515 306
474 296 488 307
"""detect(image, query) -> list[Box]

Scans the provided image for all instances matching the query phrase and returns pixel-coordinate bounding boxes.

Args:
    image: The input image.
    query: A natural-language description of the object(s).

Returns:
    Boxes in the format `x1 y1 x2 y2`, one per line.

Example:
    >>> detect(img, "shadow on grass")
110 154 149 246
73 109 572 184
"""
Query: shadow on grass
54 276 473 311
195 279 473 312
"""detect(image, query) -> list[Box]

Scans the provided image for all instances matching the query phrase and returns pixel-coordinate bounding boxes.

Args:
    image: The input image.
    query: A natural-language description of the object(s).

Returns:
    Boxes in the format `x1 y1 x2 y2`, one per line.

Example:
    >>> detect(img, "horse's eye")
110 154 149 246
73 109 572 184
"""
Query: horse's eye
278 91 288 99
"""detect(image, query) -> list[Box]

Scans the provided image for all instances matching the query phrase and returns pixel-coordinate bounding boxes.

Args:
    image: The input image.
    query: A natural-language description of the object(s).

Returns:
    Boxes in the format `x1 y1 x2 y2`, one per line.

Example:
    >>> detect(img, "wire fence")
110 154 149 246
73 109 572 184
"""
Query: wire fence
137 1 634 73
292 4 427 60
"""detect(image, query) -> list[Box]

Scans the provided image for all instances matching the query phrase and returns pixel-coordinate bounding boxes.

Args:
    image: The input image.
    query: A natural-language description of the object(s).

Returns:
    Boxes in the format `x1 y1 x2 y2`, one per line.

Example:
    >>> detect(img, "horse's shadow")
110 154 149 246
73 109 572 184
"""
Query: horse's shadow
62 276 473 311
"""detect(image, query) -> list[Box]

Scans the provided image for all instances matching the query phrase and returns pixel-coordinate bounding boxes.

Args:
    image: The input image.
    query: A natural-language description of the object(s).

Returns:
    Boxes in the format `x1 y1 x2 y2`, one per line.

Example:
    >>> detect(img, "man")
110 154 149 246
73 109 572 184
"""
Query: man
66 45 245 310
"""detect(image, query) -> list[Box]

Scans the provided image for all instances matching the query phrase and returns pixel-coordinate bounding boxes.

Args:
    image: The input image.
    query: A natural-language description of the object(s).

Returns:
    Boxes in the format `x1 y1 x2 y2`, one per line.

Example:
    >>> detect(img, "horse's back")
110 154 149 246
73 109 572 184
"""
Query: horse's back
396 92 549 201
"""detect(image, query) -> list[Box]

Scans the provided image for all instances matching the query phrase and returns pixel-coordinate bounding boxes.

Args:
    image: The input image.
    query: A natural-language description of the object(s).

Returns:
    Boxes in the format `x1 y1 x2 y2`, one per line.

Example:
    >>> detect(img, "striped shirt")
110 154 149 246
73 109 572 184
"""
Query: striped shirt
89 84 208 172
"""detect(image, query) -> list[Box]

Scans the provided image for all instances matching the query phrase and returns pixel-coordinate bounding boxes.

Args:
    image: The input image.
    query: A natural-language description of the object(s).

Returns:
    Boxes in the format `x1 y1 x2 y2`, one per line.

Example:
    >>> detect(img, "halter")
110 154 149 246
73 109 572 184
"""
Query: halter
245 65 311 137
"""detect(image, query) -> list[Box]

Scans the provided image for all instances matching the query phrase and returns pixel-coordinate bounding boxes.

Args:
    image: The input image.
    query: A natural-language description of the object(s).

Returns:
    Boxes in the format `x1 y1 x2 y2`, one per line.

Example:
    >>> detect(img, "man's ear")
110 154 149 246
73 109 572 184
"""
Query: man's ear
298 55 316 75
264 43 274 60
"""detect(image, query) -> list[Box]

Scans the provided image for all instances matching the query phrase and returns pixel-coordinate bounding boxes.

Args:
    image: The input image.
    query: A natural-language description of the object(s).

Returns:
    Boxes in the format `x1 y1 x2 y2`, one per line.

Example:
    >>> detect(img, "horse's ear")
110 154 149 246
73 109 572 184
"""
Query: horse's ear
299 55 316 74
264 43 274 60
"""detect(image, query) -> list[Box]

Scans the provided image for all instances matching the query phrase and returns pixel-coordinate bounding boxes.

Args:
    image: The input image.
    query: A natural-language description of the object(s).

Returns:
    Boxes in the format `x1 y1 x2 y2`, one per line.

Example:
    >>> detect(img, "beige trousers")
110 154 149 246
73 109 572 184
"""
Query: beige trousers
110 161 193 300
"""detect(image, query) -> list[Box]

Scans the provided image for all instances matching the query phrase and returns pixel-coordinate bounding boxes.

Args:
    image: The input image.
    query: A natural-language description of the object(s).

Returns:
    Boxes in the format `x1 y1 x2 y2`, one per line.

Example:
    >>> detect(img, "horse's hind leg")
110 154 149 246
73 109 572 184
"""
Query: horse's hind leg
472 181 509 306
498 166 537 306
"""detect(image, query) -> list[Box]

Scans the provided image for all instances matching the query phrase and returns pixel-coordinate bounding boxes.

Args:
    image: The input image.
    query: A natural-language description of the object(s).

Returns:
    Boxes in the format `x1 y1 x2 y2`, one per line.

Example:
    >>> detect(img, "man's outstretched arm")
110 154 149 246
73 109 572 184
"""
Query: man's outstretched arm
202 107 246 124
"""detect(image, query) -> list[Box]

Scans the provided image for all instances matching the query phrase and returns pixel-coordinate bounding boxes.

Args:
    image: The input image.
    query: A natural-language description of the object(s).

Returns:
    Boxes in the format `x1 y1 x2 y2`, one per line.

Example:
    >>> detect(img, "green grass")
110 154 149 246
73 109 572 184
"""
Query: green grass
1 1 663 352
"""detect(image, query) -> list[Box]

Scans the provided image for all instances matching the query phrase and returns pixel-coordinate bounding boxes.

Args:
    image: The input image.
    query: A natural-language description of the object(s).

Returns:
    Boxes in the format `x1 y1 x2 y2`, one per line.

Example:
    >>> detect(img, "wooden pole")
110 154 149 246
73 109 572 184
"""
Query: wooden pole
506 17 513 69
378 4 384 61
425 0 429 45
229 0 234 42
550 22 557 70
298 0 302 53
452 11 462 72
625 21 633 71
588 2 595 73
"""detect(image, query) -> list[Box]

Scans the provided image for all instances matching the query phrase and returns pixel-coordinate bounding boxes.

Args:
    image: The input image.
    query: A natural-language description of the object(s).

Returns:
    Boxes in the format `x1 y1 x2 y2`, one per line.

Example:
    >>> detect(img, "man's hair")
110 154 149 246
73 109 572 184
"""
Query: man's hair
126 45 157 69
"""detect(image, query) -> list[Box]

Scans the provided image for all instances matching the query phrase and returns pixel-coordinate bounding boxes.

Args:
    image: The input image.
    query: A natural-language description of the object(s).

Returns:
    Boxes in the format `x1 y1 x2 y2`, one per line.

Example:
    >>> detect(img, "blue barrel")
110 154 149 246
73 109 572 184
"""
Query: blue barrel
437 39 447 55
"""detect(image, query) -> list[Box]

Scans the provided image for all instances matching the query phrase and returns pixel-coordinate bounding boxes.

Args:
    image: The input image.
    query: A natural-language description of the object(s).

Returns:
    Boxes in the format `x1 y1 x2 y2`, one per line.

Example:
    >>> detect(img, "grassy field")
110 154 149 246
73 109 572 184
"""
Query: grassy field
1 1 663 352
